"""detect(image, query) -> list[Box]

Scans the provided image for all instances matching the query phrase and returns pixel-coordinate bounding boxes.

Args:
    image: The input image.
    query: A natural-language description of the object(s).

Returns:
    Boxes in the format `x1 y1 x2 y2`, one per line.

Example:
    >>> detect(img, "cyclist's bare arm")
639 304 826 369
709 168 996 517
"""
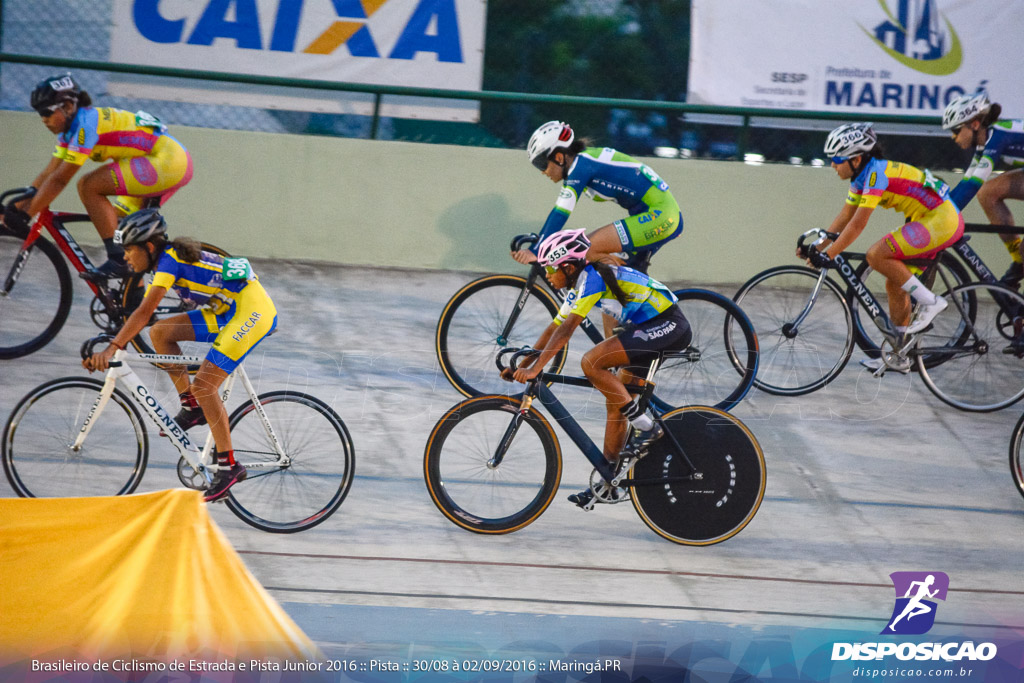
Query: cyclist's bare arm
826 205 873 258
83 285 167 372
27 160 79 216
511 315 582 383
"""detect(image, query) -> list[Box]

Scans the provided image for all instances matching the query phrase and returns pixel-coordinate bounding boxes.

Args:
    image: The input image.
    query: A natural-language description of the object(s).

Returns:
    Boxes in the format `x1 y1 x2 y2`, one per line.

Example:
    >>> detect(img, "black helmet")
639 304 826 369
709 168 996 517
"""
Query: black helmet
30 73 81 115
115 209 167 246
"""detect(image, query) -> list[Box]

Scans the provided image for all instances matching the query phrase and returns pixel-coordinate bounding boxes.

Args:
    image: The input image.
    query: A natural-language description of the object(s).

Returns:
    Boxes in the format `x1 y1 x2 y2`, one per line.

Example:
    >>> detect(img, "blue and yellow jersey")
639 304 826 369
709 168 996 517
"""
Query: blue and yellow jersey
554 265 677 326
950 119 1024 210
54 107 165 166
150 247 251 308
538 148 677 242
847 157 954 223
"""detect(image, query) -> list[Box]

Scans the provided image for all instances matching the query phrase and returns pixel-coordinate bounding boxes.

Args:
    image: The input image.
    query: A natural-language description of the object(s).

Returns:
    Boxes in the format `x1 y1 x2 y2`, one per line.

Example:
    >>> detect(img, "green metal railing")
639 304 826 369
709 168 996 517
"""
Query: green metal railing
0 52 941 155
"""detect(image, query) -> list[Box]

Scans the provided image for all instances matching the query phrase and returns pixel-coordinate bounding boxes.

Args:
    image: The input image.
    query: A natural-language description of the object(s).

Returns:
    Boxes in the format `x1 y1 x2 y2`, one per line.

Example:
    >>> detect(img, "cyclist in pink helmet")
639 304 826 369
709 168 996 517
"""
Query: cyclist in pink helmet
504 229 692 509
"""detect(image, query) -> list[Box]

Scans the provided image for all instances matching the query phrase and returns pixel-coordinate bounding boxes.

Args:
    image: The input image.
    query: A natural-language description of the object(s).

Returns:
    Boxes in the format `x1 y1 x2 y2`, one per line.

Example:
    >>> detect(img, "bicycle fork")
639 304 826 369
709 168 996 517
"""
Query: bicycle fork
487 390 536 469
71 372 119 451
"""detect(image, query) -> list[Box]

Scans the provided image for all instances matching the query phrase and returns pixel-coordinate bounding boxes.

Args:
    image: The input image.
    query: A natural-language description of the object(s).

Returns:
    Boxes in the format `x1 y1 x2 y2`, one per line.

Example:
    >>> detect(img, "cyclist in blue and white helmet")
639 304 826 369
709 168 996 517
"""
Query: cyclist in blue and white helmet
942 91 1024 285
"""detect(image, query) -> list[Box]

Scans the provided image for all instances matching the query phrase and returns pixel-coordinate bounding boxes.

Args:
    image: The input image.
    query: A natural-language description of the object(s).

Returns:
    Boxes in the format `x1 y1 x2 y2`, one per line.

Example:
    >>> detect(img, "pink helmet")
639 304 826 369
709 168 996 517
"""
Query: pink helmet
537 229 590 268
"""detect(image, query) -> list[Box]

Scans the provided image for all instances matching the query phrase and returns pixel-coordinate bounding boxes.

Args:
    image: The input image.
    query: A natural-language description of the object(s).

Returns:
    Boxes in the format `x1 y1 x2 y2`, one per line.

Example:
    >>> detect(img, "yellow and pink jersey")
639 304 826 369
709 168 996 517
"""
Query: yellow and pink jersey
846 157 952 223
54 107 165 166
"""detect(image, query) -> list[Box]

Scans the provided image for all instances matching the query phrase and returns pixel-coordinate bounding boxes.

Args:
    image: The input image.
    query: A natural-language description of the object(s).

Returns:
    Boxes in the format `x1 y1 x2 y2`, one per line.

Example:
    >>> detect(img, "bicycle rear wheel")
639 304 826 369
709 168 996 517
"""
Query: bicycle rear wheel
733 265 854 395
651 289 758 412
630 406 765 545
225 391 354 533
2 377 148 497
435 275 566 398
1010 412 1024 502
0 230 73 359
916 283 1024 411
424 396 562 534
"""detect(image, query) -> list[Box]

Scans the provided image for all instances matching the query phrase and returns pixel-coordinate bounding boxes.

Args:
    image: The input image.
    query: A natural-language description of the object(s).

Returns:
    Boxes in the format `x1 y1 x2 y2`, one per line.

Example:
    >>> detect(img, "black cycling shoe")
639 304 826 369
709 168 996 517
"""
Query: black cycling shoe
80 258 131 282
567 488 595 510
159 406 208 437
999 262 1024 288
203 464 247 502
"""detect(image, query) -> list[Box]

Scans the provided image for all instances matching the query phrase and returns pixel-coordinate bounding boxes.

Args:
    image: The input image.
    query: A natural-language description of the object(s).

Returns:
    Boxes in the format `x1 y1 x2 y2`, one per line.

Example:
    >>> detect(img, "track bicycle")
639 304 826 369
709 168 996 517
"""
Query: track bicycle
730 229 1024 411
2 336 355 533
0 187 228 359
424 347 766 545
435 233 759 412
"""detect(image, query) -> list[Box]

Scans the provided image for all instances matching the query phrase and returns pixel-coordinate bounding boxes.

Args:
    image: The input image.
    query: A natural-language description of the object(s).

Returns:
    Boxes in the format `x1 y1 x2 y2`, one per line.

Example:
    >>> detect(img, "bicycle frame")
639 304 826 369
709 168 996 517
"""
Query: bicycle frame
74 350 289 481
491 354 698 488
3 209 105 294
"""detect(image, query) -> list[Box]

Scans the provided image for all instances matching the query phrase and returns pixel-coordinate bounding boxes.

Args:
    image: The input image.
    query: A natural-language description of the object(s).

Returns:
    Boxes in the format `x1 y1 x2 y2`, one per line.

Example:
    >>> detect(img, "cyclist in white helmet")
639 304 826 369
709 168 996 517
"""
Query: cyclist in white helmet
504 229 691 509
943 90 1024 285
809 123 964 373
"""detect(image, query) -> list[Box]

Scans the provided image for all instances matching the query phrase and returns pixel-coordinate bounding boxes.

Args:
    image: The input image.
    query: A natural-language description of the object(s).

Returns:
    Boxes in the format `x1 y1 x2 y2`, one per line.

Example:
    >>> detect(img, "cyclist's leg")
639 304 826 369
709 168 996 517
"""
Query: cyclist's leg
588 208 683 266
581 337 633 459
869 207 964 326
97 135 194 224
149 311 199 396
977 168 1024 272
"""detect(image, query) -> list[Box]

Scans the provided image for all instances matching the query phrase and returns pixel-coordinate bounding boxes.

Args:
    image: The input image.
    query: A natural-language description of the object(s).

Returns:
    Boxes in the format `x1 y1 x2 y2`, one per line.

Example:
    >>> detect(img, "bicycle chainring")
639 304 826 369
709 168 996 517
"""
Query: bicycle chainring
177 456 208 490
588 467 630 504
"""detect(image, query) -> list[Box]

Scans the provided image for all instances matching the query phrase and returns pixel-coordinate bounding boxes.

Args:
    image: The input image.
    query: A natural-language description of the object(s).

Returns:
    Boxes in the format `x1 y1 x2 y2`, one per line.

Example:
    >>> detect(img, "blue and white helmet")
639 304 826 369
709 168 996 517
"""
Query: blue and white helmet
942 91 991 130
824 123 877 159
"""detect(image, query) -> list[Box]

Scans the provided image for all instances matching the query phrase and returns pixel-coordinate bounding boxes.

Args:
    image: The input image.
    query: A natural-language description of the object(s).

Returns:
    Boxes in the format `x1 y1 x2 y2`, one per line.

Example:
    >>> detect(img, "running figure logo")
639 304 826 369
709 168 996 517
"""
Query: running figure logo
882 571 949 635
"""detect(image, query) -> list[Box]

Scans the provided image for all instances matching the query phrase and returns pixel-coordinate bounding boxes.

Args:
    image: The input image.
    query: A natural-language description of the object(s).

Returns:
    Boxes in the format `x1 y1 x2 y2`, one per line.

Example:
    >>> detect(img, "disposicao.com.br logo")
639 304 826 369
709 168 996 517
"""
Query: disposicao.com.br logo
831 571 998 663
859 0 963 76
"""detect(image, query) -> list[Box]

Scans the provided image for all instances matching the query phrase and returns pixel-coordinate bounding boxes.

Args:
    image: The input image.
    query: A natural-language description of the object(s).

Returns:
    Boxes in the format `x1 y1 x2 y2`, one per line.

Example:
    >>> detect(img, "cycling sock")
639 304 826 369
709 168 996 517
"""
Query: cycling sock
902 276 937 305
214 450 236 467
620 398 654 431
1007 238 1023 263
179 391 200 409
102 238 126 262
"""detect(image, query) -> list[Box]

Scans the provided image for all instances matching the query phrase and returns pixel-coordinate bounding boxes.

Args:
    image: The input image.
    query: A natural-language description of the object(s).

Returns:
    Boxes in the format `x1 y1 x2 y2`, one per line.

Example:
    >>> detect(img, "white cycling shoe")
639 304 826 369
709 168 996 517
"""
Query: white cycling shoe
905 297 947 334
859 355 912 375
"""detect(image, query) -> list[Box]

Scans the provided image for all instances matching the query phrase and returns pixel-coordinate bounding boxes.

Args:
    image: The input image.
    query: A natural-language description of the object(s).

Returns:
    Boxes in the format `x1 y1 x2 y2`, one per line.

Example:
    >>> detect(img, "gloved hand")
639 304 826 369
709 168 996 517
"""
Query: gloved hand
2 206 31 234
807 248 834 270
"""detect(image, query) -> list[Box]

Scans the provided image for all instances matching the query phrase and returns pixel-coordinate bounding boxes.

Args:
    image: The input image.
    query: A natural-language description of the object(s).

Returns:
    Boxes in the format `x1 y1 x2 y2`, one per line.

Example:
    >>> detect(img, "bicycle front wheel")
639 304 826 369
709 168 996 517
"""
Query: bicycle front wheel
436 275 565 398
0 230 73 359
1010 412 1024 502
652 289 758 412
733 265 854 395
630 406 765 545
225 391 355 533
424 396 561 534
2 377 148 497
916 283 1024 412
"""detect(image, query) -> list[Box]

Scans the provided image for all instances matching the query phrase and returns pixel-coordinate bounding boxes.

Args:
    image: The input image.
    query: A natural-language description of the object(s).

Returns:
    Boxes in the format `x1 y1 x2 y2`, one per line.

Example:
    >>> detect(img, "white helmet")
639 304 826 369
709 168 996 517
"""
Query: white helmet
824 122 877 160
527 121 574 170
942 90 991 130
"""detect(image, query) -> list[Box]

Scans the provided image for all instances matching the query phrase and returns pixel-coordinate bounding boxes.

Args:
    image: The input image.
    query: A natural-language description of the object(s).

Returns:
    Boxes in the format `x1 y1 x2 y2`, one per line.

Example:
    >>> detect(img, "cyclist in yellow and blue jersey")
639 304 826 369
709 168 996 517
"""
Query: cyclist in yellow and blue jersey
505 229 691 510
16 73 192 279
809 123 964 373
512 121 682 272
942 91 1024 285
83 210 276 502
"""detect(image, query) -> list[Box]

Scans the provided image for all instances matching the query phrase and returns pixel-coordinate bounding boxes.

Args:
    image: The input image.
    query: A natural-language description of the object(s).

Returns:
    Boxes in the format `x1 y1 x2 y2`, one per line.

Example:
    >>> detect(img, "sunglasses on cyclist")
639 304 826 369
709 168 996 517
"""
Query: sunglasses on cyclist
950 124 965 136
544 265 559 275
831 155 850 165
532 155 551 172
35 104 63 117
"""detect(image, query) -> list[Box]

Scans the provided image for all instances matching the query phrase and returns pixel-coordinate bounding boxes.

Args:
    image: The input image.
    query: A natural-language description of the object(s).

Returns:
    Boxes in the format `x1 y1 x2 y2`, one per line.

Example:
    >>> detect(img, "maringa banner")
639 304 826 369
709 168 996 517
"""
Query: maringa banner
109 0 486 121
688 0 1020 118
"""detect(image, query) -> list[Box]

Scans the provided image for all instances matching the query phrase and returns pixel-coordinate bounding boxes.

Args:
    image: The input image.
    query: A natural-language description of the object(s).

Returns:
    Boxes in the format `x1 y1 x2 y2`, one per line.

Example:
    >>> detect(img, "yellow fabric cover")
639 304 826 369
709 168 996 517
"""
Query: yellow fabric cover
0 489 319 662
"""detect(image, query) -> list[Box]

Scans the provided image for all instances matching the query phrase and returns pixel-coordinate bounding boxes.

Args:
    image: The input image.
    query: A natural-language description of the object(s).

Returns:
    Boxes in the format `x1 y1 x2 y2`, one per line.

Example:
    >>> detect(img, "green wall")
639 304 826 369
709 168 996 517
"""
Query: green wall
1 111 1013 285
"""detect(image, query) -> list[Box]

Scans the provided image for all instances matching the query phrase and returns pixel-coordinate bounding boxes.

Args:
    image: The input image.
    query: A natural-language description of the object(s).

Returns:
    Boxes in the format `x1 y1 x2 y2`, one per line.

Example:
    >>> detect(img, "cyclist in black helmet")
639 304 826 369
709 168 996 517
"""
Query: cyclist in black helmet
10 73 193 280
83 209 278 502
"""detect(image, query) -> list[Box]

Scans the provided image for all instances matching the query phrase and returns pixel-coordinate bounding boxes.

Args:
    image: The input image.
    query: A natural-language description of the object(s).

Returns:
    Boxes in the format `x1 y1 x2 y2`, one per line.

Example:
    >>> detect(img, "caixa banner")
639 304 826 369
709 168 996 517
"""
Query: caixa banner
688 0 1019 118
109 0 485 121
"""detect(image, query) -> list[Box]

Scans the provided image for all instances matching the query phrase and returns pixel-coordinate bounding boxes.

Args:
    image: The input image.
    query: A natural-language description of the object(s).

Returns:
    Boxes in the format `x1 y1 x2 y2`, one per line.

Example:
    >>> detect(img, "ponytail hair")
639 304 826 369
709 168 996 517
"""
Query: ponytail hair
982 103 1002 127
77 90 93 108
591 261 629 307
171 237 203 263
